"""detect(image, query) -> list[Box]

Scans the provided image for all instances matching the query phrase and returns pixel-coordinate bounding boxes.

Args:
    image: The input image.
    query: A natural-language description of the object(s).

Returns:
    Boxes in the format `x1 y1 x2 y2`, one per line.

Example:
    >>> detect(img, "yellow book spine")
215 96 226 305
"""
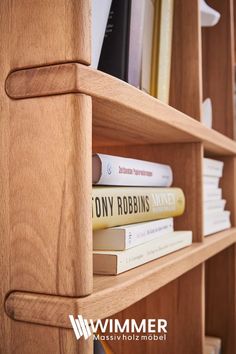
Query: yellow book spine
150 0 161 96
92 187 185 230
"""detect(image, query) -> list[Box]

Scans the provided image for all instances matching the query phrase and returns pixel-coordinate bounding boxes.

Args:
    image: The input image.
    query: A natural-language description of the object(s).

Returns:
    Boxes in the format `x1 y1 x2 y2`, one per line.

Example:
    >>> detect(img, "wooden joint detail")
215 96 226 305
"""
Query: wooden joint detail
5 63 81 99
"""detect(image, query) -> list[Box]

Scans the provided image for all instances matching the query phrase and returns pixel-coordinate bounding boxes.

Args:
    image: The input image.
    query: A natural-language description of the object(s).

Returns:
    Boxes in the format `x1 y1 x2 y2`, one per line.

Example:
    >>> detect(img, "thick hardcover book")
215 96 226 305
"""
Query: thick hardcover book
98 0 131 80
93 218 174 250
204 210 231 236
203 158 224 177
203 175 220 188
93 153 173 186
92 187 185 230
93 231 192 274
203 188 222 201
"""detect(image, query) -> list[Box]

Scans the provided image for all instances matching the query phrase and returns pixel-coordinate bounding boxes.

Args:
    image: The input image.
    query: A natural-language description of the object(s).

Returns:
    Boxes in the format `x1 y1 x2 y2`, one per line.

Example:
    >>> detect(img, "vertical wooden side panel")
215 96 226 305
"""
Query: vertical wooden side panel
0 0 11 352
205 245 236 354
10 321 93 354
170 0 202 120
93 143 203 242
220 156 236 227
106 265 204 354
202 0 235 137
9 94 92 297
9 0 91 69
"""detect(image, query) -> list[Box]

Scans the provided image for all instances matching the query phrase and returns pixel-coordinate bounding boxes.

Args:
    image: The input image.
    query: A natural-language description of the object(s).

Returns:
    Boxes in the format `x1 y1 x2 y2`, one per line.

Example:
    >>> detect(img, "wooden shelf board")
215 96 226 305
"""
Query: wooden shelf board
6 63 236 155
5 227 236 328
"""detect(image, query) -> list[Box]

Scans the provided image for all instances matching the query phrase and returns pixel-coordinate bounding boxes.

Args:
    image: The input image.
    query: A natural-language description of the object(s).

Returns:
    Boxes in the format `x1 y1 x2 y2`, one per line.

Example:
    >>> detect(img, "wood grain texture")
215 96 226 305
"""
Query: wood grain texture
106 265 204 354
170 0 202 120
202 0 235 138
8 0 91 69
92 143 203 242
5 228 236 328
8 94 92 297
5 63 236 155
0 0 11 352
9 320 93 354
205 245 236 354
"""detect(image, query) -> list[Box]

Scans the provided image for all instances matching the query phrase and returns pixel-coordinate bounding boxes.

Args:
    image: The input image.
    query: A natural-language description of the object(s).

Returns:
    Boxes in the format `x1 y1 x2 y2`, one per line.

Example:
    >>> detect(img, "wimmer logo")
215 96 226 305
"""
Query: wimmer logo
69 315 168 342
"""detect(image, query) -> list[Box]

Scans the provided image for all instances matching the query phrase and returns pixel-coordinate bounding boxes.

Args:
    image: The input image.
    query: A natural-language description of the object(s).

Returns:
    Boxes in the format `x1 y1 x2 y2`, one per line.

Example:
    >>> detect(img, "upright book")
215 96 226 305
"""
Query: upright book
93 153 173 186
92 186 185 230
93 231 192 274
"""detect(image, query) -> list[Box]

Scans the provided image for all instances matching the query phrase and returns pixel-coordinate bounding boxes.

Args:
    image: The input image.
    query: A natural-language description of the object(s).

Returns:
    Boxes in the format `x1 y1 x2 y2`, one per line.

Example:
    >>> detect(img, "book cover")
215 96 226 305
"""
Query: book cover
93 218 174 250
92 187 185 230
93 231 192 274
93 153 173 186
98 0 131 80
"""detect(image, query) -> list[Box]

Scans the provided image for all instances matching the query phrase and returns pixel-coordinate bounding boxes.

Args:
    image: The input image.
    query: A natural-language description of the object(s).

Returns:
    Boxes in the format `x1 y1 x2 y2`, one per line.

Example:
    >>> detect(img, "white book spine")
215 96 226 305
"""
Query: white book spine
203 176 220 188
94 231 192 274
93 153 173 186
203 188 222 201
204 211 231 236
204 200 226 213
203 158 224 177
116 231 192 274
93 218 174 250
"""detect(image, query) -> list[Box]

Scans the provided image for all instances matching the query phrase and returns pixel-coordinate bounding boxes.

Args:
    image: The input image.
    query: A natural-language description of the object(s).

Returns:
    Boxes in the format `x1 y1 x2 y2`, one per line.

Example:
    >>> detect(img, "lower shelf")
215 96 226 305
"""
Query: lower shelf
5 227 236 328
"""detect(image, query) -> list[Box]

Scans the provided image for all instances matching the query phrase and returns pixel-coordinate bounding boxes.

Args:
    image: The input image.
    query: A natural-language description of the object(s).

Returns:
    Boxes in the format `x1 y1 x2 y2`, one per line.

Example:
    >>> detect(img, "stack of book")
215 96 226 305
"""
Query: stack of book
92 153 192 275
203 158 231 236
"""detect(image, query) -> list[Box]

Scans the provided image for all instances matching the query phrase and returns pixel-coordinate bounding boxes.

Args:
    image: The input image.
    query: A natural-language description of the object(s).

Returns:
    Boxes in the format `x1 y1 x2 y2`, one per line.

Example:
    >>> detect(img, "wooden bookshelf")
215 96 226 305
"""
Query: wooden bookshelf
0 1 236 353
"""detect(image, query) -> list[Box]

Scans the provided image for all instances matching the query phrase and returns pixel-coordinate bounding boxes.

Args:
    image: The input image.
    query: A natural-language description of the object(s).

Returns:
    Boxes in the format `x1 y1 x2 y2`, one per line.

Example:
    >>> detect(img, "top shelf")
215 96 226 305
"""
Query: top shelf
6 63 236 155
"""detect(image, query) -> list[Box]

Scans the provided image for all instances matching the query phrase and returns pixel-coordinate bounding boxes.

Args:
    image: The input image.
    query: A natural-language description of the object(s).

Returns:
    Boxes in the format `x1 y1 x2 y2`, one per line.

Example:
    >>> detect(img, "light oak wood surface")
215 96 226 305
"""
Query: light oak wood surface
205 245 236 354
170 0 202 121
5 63 236 155
8 94 93 297
202 0 235 138
5 228 236 329
8 0 91 69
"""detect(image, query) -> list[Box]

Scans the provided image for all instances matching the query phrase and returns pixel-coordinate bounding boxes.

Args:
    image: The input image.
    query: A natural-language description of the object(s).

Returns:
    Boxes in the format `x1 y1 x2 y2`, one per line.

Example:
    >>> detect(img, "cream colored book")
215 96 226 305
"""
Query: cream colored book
93 218 174 250
141 0 155 94
156 0 174 103
93 231 192 274
92 187 185 230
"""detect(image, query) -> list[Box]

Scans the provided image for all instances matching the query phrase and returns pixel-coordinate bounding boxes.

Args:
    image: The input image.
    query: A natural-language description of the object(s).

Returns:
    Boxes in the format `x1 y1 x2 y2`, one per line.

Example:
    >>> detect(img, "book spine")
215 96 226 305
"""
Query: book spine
93 218 174 250
117 231 192 274
94 153 173 186
203 158 224 177
98 0 131 80
204 200 226 213
203 188 222 201
203 176 220 188
93 231 192 274
204 212 231 236
92 187 185 230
